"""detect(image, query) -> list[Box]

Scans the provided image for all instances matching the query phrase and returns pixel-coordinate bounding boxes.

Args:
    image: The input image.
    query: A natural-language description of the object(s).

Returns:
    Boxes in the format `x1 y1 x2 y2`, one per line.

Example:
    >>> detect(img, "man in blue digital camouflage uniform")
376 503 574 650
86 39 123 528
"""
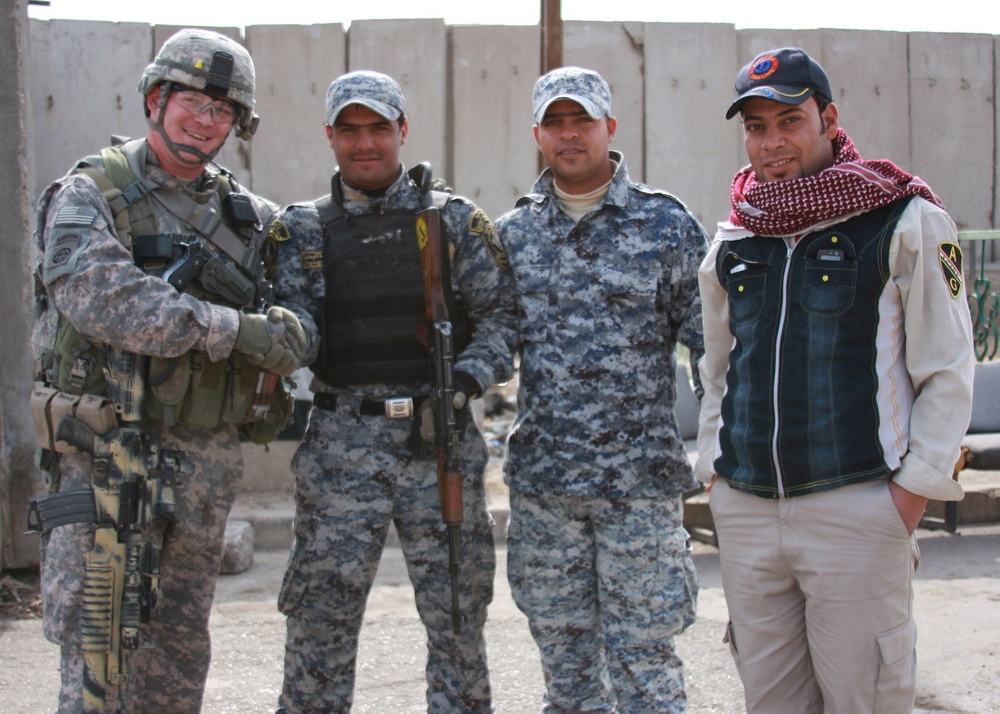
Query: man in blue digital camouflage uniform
31 28 303 712
496 66 707 713
270 70 517 713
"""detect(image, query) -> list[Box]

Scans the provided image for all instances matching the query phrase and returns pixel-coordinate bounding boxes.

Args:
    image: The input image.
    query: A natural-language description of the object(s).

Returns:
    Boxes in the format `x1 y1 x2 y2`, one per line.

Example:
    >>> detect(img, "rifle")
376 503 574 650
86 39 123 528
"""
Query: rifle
415 163 464 635
27 417 192 713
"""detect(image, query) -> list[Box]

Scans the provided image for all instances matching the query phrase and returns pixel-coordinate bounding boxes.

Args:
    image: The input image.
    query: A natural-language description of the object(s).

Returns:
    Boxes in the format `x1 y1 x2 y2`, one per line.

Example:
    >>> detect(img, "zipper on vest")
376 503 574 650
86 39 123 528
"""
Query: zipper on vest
772 242 796 497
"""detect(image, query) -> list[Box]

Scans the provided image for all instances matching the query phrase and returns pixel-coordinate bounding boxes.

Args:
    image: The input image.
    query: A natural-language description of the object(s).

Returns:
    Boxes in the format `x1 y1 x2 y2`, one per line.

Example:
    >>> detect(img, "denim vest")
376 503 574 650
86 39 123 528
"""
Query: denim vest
714 197 913 498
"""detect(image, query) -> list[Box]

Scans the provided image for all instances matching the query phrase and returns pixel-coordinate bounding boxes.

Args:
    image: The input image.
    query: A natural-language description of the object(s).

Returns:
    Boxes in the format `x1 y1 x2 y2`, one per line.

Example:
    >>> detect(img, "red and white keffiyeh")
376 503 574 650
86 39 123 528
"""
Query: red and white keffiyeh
729 129 943 237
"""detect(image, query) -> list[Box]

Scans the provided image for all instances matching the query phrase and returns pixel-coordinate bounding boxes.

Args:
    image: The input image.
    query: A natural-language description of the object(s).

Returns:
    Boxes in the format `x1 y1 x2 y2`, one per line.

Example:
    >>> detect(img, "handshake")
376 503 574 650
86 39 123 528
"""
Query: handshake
233 306 308 378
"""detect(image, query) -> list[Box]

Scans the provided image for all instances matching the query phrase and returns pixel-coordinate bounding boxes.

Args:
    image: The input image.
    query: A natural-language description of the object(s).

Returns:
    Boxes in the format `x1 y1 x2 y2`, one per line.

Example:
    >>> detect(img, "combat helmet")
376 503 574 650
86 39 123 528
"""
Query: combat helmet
138 28 259 165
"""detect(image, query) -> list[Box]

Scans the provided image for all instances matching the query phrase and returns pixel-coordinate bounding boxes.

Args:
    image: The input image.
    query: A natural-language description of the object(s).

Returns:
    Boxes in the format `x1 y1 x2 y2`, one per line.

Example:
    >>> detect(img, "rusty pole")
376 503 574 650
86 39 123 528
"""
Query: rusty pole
538 0 563 172
540 0 563 74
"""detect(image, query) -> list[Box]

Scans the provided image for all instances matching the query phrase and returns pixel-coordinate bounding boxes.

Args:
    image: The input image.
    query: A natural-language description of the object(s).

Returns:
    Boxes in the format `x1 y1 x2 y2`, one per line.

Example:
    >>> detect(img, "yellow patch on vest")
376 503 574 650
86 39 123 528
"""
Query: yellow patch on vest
416 214 430 251
300 251 323 270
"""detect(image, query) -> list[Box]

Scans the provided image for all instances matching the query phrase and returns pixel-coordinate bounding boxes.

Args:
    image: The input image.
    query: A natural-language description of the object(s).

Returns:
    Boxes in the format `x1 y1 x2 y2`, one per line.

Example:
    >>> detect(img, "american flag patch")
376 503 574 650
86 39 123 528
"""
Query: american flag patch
54 205 98 227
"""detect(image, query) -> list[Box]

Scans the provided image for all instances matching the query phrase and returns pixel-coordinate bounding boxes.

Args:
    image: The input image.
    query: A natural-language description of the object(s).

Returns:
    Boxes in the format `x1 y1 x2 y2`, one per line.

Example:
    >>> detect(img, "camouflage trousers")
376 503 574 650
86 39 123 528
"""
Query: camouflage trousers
277 399 496 713
507 491 698 713
40 421 243 713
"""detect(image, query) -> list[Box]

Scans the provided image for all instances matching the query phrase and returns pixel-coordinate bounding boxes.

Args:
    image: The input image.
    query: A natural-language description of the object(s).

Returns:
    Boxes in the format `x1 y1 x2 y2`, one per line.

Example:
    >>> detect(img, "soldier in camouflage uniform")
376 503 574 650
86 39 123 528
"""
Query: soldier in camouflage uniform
495 67 707 713
32 28 304 712
270 71 517 713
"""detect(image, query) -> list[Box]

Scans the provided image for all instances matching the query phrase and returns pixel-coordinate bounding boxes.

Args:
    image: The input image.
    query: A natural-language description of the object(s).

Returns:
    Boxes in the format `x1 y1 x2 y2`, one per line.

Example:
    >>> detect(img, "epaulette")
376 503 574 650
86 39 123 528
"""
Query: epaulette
514 193 547 209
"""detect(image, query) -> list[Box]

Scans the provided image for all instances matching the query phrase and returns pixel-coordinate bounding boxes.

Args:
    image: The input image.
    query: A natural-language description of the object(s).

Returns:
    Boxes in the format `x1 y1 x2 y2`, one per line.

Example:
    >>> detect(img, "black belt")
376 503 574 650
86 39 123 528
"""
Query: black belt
313 393 426 419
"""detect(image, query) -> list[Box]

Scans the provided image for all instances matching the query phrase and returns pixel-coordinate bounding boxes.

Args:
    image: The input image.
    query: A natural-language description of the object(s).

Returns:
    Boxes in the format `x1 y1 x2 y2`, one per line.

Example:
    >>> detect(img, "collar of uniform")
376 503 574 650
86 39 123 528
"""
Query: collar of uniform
530 150 630 212
337 162 412 214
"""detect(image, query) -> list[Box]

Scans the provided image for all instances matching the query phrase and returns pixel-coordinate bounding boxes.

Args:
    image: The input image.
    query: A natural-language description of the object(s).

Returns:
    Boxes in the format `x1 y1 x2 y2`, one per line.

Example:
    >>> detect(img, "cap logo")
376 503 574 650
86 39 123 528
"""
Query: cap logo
749 56 779 81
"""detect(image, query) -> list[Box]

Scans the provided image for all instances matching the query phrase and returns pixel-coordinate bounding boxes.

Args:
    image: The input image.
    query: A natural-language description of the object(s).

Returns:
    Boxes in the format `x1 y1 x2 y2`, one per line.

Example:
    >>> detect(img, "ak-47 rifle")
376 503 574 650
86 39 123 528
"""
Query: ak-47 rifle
415 162 464 635
27 417 192 713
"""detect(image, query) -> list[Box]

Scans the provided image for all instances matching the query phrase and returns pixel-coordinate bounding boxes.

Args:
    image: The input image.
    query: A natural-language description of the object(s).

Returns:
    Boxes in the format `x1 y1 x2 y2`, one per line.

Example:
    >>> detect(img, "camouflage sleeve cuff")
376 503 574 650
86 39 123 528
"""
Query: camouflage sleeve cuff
453 359 494 400
207 304 242 362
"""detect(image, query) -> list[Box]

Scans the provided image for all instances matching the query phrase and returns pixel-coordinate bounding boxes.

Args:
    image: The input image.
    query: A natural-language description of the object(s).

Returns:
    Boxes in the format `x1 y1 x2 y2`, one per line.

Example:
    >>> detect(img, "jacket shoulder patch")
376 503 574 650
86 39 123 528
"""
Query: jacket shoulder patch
939 241 964 298
468 208 510 272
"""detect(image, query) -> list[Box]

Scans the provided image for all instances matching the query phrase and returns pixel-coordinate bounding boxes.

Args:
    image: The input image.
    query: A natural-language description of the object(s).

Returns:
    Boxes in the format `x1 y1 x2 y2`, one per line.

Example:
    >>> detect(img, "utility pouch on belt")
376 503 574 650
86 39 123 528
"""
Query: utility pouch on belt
31 384 118 454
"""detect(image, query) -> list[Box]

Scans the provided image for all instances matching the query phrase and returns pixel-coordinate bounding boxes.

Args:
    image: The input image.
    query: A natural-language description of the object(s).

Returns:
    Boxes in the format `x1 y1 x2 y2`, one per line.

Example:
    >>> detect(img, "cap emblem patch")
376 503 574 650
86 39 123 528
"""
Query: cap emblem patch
749 56 779 81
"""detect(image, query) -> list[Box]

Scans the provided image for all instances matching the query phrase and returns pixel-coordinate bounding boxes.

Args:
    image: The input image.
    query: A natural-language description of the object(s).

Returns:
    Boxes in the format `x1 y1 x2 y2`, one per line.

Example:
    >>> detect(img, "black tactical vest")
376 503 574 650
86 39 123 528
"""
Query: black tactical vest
312 178 472 387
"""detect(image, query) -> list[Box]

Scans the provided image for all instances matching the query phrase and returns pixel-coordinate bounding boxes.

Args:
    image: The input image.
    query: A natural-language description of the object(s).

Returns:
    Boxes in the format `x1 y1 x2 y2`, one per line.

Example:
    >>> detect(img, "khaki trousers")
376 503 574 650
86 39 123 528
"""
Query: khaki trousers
710 477 919 713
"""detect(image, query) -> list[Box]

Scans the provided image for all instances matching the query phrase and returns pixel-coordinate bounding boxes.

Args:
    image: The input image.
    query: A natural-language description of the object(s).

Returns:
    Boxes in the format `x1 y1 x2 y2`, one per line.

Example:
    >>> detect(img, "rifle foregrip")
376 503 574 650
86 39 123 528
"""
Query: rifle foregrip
438 469 464 525
80 566 115 653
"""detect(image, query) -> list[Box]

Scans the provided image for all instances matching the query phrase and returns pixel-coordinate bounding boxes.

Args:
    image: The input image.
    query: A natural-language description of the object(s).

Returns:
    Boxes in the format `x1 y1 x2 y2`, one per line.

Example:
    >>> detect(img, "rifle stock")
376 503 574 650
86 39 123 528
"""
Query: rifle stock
416 163 465 635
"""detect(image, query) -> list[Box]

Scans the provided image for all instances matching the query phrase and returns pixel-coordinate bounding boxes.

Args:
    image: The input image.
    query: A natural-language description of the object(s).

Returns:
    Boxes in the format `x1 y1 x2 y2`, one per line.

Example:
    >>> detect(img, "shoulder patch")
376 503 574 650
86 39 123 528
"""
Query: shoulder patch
42 226 91 284
938 241 964 299
54 205 99 227
468 208 510 272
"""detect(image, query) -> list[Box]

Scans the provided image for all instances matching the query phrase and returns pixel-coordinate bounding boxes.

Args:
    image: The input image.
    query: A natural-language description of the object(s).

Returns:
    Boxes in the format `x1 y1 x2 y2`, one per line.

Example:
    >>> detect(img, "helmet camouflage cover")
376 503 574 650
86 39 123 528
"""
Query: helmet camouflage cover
138 28 259 139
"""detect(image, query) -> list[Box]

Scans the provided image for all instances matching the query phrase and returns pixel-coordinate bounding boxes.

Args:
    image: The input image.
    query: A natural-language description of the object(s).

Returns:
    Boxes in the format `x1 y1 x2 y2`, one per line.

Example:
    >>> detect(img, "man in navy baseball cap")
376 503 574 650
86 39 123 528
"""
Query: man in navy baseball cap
699 43 973 714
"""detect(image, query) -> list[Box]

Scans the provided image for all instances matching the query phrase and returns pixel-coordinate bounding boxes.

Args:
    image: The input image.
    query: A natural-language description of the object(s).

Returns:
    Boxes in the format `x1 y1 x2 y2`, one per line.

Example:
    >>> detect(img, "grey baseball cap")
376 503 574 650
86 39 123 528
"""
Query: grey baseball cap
532 66 611 124
325 70 405 125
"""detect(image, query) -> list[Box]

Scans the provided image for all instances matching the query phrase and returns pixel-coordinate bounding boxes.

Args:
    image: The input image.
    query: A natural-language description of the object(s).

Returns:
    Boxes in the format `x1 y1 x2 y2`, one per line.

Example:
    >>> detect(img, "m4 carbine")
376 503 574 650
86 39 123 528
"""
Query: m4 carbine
27 417 192 712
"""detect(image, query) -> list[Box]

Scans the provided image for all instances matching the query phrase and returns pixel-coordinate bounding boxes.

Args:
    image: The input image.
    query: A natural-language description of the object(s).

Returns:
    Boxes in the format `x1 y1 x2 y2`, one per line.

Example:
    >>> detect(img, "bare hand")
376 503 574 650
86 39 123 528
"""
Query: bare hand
888 480 928 534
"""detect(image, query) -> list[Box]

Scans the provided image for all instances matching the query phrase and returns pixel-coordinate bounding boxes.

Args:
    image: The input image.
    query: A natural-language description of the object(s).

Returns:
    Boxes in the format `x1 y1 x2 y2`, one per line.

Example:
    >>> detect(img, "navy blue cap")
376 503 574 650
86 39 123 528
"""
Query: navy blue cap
726 47 832 120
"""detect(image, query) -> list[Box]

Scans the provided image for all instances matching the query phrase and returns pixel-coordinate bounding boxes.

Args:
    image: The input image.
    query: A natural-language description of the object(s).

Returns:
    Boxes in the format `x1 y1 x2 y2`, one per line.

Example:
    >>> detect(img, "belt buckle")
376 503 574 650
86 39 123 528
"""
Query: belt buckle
384 397 414 419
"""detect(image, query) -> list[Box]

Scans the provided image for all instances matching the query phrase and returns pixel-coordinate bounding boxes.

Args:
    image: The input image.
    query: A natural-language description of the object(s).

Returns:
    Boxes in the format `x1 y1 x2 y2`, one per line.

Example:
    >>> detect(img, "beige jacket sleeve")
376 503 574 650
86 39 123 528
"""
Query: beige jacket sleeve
694 237 731 484
889 198 974 501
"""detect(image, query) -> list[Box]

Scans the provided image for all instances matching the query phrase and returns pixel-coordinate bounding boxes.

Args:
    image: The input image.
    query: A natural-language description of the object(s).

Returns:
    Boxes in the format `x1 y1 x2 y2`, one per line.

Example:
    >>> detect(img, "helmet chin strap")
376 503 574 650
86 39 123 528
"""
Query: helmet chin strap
148 83 230 167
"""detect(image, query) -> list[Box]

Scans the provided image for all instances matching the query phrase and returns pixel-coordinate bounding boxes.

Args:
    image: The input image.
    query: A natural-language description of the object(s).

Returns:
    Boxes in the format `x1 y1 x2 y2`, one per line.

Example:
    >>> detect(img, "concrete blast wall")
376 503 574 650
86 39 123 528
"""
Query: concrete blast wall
27 19 1000 229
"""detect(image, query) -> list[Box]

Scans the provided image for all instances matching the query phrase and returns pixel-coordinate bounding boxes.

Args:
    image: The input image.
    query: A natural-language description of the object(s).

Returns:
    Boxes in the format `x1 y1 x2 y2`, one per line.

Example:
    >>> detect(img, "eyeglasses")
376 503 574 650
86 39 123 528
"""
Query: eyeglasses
174 89 238 124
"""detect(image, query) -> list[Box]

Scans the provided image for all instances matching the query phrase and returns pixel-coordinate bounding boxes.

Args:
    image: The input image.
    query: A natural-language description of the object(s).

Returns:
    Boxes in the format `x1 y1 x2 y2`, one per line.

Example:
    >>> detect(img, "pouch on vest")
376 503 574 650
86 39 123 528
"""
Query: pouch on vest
238 373 296 445
147 355 193 425
54 318 108 396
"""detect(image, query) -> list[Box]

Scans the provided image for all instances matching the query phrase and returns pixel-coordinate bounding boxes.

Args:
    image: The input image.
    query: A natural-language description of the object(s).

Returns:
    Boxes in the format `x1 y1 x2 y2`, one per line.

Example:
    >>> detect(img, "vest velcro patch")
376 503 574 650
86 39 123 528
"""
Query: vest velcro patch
300 251 322 270
938 241 964 298
54 205 98 227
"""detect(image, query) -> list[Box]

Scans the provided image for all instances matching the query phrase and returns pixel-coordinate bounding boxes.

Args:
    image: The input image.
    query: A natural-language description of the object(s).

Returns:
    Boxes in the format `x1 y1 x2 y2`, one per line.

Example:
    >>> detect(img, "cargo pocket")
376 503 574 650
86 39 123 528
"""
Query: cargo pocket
650 527 699 637
723 620 742 669
874 617 916 710
277 535 311 617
